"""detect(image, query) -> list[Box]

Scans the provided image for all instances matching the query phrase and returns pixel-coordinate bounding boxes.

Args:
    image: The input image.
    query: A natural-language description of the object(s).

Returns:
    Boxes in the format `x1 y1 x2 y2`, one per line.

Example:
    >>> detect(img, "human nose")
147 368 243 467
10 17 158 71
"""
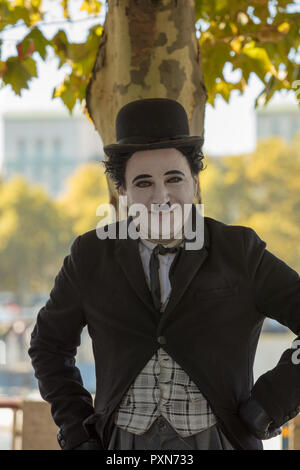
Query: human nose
150 182 170 208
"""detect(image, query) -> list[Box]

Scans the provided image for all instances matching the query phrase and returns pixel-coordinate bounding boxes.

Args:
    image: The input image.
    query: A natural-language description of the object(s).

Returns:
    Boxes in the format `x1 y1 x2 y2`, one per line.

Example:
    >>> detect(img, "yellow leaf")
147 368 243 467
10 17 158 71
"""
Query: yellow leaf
29 12 41 24
12 0 24 7
53 83 67 98
229 23 238 35
80 0 101 15
230 37 242 54
95 25 103 36
80 0 89 12
277 22 290 34
61 0 70 18
242 42 275 77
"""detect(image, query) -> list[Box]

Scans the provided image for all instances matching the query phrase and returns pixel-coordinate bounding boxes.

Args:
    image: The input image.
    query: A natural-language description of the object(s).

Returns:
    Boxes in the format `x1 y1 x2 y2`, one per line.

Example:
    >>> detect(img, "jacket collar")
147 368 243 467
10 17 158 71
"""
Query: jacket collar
114 203 210 323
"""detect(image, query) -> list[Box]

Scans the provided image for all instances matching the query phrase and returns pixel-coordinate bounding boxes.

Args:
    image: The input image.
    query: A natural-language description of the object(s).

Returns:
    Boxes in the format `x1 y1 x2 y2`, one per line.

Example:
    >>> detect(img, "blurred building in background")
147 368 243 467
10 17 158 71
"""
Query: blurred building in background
1 111 104 198
256 104 300 142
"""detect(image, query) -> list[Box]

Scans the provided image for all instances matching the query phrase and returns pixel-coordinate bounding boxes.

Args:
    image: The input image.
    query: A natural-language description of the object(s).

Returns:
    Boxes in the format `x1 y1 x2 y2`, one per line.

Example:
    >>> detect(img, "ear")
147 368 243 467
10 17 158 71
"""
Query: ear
192 174 199 196
119 185 126 196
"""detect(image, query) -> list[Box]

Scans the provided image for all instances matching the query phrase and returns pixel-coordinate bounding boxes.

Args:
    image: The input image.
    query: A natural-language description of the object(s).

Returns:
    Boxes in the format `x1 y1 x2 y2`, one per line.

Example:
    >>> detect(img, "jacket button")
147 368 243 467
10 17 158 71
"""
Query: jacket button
157 336 166 345
60 439 66 447
283 416 290 422
296 406 300 413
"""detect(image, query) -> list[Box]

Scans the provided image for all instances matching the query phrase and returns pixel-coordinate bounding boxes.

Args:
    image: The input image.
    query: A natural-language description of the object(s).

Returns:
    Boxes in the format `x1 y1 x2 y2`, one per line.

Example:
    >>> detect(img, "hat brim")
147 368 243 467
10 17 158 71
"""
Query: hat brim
103 136 203 156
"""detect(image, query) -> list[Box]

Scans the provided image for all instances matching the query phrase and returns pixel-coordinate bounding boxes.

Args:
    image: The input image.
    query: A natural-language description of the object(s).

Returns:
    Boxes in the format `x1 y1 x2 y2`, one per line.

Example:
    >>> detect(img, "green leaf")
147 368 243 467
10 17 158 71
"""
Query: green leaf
24 26 49 60
22 57 37 77
51 29 69 68
2 56 37 95
0 60 7 77
200 40 232 98
60 86 77 113
53 77 76 113
242 42 275 81
215 80 244 103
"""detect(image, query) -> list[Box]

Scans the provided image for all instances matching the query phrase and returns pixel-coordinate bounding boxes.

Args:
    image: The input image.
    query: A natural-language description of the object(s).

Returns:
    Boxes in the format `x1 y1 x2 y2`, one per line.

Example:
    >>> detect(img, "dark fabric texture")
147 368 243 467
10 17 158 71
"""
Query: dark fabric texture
107 416 236 450
71 438 103 450
28 205 300 450
149 244 180 311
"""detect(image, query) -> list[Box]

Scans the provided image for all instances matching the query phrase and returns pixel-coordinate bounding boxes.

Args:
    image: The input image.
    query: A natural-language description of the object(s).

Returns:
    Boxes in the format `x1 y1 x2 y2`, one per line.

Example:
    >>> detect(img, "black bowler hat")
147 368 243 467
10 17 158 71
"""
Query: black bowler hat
103 98 204 157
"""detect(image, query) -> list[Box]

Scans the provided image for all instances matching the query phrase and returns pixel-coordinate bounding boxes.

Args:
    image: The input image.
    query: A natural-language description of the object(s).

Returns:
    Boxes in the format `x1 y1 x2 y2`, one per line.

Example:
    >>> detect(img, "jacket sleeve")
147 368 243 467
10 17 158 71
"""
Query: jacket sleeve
243 226 300 427
28 235 95 450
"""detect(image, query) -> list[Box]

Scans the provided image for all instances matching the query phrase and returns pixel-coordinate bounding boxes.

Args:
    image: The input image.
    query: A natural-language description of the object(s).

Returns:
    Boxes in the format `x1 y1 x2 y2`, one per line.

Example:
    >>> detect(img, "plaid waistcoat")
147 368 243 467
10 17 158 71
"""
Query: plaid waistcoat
114 237 218 436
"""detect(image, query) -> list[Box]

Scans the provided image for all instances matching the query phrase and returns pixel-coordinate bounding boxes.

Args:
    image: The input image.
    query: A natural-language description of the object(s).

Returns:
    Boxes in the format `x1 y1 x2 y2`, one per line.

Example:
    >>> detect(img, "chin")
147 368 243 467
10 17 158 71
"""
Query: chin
148 230 176 241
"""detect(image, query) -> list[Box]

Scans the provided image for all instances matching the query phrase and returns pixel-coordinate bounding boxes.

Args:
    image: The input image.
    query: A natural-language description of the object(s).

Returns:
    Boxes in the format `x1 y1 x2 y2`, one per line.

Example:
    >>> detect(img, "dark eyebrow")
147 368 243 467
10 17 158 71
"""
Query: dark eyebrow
132 170 185 184
164 170 185 177
132 174 152 184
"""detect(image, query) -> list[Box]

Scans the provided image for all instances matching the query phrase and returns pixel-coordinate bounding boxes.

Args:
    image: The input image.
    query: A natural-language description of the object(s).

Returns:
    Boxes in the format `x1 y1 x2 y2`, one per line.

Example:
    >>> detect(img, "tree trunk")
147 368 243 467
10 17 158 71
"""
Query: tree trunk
85 0 207 218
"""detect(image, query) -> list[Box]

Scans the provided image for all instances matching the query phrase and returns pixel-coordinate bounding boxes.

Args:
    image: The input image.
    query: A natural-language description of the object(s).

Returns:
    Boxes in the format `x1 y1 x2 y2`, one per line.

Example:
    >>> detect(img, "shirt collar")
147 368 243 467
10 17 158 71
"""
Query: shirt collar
139 237 185 251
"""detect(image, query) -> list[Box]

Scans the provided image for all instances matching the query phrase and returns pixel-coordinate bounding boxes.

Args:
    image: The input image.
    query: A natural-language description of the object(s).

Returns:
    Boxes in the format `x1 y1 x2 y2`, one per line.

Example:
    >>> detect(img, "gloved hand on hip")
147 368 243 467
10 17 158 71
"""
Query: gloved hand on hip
238 397 282 440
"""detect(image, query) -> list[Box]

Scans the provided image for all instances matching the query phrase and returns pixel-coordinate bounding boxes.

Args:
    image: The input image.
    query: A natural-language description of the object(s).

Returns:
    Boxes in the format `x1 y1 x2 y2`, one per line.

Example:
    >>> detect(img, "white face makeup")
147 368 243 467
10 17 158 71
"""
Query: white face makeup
118 147 198 244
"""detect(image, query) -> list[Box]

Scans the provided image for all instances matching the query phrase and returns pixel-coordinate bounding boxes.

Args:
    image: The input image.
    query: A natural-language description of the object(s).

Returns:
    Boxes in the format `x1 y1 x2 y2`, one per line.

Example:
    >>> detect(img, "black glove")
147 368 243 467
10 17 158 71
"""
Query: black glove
238 397 282 440
71 438 103 450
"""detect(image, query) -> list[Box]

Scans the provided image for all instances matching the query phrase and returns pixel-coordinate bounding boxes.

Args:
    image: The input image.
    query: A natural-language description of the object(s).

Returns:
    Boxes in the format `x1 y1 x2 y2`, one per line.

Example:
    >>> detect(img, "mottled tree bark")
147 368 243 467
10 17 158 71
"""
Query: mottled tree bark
85 0 207 217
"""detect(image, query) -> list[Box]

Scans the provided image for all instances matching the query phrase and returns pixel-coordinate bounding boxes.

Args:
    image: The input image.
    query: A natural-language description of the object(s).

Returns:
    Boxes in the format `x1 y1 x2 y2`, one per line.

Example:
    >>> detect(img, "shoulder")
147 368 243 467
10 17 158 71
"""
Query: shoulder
204 217 266 269
74 219 122 254
204 215 257 242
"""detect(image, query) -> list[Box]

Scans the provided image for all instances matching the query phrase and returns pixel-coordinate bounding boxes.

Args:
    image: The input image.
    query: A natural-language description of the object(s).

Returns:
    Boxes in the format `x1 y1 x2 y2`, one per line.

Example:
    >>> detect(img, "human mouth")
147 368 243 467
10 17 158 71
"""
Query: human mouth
151 203 172 213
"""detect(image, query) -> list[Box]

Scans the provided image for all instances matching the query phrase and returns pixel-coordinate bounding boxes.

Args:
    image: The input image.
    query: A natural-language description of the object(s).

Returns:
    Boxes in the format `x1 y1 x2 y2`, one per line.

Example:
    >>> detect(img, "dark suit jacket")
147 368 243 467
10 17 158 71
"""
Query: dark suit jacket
28 205 300 450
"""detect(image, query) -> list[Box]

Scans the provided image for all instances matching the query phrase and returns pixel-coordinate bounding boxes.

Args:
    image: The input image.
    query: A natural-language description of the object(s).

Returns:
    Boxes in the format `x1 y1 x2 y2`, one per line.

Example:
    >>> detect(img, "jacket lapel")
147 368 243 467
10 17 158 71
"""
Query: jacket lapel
114 204 210 322
114 218 158 318
160 204 210 326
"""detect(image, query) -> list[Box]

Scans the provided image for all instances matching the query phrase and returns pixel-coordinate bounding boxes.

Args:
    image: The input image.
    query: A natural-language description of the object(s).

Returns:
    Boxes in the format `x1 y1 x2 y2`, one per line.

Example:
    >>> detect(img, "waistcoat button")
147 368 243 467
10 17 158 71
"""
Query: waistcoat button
157 336 166 345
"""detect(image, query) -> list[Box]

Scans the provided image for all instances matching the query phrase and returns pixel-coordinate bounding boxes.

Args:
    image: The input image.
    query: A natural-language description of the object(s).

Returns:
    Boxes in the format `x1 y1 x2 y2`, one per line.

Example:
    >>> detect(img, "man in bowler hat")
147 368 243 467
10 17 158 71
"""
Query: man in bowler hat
28 98 300 450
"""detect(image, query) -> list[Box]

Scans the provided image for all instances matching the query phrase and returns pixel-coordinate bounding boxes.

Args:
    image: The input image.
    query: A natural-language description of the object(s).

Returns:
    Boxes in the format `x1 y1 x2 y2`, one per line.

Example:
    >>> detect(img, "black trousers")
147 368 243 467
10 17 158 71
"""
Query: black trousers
108 415 236 450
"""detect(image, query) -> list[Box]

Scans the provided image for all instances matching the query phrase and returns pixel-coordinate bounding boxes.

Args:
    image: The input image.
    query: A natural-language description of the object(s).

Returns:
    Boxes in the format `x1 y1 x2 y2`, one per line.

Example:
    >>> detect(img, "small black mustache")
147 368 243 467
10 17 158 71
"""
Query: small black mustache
151 202 171 212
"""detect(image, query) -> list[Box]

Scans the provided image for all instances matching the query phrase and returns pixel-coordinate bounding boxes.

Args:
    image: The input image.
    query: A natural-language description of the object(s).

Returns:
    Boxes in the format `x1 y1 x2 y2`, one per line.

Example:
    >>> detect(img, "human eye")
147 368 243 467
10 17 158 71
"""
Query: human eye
136 180 152 188
167 176 182 183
